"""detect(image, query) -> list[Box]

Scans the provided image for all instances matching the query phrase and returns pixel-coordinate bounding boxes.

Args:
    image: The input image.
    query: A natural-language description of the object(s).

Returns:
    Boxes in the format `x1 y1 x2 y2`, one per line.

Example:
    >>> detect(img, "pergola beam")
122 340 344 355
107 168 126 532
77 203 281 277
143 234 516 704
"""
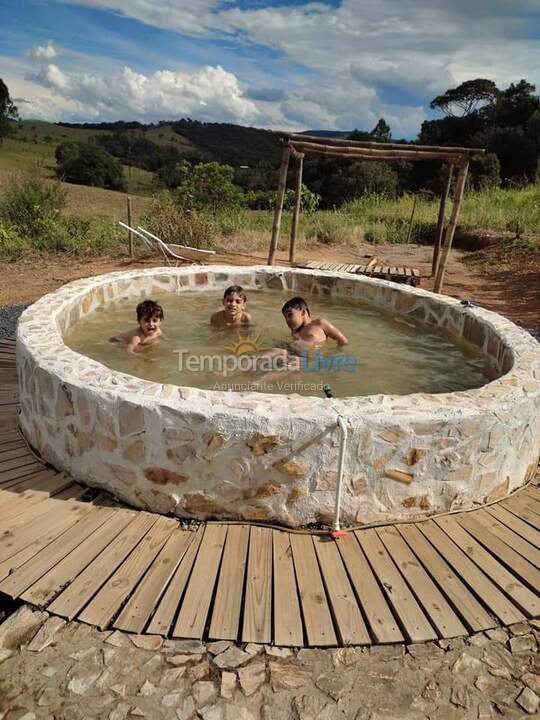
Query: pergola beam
289 140 467 165
278 131 485 156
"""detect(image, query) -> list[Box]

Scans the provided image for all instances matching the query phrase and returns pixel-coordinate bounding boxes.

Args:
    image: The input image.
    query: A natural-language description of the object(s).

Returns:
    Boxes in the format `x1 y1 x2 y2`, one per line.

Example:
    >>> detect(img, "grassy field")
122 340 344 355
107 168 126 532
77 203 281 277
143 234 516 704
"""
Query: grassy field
3 127 156 196
1 122 539 260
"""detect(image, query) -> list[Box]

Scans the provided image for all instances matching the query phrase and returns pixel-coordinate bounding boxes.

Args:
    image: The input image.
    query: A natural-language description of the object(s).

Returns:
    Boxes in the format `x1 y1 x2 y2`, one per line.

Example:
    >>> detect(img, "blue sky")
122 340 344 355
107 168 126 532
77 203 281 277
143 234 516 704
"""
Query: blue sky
2 0 539 137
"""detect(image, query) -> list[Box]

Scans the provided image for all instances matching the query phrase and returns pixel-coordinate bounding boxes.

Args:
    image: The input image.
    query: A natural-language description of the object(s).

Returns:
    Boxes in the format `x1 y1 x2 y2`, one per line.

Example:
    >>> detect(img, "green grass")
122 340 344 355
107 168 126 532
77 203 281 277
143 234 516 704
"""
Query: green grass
1 135 155 196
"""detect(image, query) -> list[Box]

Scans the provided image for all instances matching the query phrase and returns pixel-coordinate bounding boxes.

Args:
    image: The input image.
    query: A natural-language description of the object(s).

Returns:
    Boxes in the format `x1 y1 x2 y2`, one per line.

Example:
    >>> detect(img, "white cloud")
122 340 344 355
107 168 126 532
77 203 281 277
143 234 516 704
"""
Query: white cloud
28 41 59 61
19 61 261 124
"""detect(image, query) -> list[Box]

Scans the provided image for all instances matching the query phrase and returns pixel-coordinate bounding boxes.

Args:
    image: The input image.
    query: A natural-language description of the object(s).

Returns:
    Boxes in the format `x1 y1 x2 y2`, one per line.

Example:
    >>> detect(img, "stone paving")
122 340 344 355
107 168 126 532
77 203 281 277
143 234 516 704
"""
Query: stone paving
0 605 539 719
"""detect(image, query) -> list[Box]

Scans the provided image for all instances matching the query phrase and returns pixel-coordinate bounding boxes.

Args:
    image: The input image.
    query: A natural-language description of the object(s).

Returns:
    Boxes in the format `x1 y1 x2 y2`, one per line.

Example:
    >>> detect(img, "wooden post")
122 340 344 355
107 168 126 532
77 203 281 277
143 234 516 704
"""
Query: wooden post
289 153 304 264
268 145 291 265
127 196 134 258
431 163 453 278
433 163 469 294
405 193 418 244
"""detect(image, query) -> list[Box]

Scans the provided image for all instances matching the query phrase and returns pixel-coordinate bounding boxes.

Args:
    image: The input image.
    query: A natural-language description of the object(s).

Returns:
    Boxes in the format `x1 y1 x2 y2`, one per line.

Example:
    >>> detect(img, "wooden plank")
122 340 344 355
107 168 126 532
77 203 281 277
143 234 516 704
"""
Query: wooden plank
0 490 88 563
0 472 72 516
313 535 370 645
356 529 437 642
289 533 336 647
419 520 524 625
173 524 227 639
0 490 90 582
377 526 466 639
500 494 540 530
337 531 402 643
0 482 79 535
0 447 31 463
0 504 116 598
242 526 273 644
48 512 158 620
208 524 249 641
398 524 495 632
146 525 204 636
457 513 540 590
22 509 136 608
272 530 303 647
0 455 42 473
0 431 22 446
486 504 540 549
78 516 175 630
0 461 45 485
0 466 55 491
114 528 196 633
435 516 539 617
472 508 540 568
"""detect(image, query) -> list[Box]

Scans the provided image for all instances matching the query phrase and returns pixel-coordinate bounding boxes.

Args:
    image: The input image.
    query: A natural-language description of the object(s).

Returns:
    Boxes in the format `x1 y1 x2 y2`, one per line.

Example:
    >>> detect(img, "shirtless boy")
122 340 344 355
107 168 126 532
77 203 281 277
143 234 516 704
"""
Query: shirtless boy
110 299 164 354
211 286 252 328
281 297 348 350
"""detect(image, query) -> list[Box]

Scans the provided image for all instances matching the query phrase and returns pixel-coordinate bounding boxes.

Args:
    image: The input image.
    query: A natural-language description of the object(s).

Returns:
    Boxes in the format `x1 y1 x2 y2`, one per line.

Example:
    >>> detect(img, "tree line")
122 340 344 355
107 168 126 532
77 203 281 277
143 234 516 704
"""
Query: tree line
2 77 539 209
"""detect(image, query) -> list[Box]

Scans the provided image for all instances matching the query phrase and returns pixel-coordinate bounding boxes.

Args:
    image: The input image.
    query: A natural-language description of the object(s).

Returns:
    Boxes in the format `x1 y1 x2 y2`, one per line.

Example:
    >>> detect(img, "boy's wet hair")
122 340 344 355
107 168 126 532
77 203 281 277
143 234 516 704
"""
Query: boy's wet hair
223 285 247 301
136 299 164 321
282 297 310 315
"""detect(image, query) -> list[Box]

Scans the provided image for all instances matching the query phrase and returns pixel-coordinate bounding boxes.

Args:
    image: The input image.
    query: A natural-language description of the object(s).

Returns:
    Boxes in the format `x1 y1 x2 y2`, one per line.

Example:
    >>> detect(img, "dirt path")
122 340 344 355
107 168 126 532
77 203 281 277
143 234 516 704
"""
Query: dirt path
1 242 538 332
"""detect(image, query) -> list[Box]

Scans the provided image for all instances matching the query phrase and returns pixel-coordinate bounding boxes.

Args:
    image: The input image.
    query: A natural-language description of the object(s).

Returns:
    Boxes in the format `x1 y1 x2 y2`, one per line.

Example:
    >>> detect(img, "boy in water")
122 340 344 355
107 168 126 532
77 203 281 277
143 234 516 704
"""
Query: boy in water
110 299 164 354
281 297 348 351
211 285 252 328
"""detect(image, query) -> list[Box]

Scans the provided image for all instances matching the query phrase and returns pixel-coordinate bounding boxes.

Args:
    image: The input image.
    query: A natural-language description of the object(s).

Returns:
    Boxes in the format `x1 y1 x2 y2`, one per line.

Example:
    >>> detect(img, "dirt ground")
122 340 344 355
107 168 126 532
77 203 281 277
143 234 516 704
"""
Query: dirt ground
1 240 538 333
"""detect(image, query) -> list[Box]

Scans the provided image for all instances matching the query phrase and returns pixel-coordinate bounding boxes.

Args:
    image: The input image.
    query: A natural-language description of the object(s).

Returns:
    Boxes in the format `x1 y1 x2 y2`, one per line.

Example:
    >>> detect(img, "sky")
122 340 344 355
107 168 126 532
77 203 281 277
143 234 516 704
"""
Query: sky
1 0 540 138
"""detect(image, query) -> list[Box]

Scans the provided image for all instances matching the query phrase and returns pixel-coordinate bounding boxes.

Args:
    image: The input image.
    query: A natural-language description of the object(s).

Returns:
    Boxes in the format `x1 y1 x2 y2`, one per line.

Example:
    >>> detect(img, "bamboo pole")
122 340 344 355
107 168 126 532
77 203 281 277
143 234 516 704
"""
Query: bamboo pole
431 164 454 278
405 194 418 244
289 153 304 264
127 196 133 258
268 145 291 265
290 141 465 164
278 132 485 155
433 163 469 294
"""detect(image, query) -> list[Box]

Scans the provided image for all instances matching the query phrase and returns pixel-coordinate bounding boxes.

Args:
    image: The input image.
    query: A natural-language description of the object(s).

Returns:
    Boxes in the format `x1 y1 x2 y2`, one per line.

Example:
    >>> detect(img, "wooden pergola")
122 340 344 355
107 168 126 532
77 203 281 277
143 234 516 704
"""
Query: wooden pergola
267 133 485 293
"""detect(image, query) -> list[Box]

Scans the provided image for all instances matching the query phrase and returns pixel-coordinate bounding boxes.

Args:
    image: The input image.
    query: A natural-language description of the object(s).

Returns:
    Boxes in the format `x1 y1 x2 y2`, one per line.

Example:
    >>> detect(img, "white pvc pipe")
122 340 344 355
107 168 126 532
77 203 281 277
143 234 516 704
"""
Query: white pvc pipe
333 415 348 532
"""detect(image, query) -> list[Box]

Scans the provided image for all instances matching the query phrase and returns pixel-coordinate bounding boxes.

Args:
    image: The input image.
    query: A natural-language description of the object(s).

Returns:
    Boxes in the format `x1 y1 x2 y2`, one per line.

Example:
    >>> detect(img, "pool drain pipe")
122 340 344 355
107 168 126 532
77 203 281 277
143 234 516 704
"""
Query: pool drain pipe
331 414 348 538
322 384 348 538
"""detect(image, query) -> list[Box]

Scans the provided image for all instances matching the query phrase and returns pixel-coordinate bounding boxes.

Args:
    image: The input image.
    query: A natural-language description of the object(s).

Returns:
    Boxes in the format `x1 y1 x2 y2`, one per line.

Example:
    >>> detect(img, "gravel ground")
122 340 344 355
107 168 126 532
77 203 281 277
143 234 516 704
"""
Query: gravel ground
0 304 30 340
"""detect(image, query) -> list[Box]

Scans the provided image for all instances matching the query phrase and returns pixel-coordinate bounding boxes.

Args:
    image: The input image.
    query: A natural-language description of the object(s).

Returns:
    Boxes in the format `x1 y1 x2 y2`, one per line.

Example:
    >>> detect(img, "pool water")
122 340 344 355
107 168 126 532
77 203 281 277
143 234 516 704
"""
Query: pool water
64 289 496 397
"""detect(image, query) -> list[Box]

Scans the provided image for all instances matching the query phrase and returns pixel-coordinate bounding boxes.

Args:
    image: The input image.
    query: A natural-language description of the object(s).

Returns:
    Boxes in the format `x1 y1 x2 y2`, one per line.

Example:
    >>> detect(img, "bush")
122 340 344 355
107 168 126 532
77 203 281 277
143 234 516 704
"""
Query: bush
144 193 216 249
56 142 127 191
305 213 358 246
0 223 29 258
1 174 66 246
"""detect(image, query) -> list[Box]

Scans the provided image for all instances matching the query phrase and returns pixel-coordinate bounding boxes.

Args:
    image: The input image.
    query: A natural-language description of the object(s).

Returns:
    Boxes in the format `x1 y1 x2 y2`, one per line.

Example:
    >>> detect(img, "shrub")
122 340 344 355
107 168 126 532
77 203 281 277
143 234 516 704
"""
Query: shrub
0 223 29 258
1 173 66 246
144 193 216 249
305 213 358 246
56 142 127 191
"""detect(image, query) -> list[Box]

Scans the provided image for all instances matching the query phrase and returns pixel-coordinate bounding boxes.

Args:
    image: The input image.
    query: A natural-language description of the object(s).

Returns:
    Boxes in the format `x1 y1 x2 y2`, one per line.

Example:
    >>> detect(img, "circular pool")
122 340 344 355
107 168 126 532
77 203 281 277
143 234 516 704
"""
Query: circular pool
16 266 540 527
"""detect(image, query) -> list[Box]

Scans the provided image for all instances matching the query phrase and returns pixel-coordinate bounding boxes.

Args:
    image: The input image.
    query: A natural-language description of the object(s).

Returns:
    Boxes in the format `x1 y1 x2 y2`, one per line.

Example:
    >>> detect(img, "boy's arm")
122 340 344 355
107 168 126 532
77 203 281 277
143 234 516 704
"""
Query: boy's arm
126 335 142 355
210 311 221 326
320 319 348 346
243 311 253 324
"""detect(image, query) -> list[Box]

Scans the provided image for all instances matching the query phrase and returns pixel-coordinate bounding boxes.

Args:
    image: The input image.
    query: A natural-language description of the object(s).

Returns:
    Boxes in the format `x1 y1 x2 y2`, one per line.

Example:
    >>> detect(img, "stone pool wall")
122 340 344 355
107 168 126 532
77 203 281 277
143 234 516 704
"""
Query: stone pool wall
16 266 540 527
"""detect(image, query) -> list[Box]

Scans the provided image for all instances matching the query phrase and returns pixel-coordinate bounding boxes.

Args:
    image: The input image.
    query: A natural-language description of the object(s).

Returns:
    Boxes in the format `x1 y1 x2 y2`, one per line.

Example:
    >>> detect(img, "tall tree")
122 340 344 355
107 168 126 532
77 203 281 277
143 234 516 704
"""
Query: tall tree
0 78 18 140
430 79 499 117
370 117 391 141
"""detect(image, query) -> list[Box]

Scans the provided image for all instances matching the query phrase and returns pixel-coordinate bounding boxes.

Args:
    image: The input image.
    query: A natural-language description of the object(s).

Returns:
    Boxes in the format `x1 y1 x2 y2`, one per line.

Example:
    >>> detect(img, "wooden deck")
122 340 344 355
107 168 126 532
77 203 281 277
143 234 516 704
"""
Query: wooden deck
1 336 539 646
295 260 421 286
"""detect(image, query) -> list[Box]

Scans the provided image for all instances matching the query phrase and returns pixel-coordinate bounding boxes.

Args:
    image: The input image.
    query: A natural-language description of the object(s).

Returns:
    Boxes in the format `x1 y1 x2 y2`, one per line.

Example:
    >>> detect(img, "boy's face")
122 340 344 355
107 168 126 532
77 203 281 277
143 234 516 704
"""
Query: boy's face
283 307 308 331
139 313 162 336
223 292 246 318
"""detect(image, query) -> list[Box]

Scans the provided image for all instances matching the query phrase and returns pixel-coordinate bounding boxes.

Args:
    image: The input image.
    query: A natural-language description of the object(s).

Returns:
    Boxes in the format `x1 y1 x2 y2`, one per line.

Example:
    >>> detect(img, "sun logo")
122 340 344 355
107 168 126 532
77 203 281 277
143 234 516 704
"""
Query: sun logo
224 332 266 356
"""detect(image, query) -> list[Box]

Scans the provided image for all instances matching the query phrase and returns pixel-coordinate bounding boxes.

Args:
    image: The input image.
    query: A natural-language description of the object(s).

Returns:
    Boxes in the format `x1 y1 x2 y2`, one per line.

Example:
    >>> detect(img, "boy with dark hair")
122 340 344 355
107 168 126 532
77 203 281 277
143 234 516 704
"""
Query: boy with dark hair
282 296 348 349
110 299 164 354
211 285 252 328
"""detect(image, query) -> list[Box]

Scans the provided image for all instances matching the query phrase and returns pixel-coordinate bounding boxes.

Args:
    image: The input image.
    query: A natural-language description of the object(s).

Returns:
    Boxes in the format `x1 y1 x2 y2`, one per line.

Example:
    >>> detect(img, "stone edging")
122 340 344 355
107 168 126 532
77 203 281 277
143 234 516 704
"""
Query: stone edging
16 266 540 527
